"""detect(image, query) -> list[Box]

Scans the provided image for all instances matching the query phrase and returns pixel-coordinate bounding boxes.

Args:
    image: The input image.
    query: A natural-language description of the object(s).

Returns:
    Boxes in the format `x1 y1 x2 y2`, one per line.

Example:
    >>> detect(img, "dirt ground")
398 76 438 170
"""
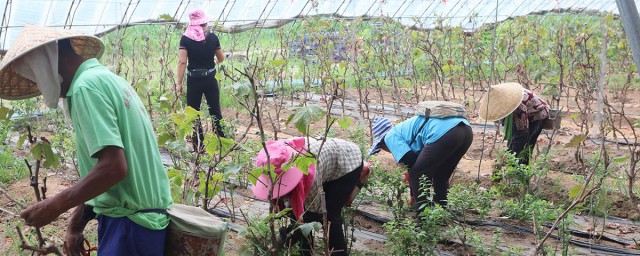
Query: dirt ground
2 86 640 255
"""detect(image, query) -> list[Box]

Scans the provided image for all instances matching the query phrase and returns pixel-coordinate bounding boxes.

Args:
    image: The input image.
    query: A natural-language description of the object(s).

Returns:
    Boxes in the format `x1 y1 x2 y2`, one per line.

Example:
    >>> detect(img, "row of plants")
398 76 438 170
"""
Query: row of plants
1 12 639 255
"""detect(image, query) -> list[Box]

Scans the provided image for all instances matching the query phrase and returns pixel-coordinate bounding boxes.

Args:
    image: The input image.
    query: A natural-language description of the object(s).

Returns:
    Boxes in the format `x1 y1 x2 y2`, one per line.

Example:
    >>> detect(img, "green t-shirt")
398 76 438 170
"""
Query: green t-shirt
66 58 172 230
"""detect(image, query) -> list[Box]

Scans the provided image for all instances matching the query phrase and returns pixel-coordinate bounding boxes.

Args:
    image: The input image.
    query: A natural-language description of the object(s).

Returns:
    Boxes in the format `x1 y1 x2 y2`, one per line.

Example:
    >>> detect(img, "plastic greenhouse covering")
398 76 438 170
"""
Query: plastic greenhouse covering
0 0 638 51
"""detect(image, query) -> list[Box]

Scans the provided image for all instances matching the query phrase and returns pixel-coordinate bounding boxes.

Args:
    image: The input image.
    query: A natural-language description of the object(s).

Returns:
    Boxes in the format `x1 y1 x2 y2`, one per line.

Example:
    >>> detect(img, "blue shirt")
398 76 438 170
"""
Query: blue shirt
383 115 470 162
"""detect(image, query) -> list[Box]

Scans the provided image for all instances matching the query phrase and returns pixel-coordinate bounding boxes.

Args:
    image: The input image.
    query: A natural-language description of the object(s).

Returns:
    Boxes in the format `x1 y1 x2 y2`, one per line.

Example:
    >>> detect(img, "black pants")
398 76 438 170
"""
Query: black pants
186 74 224 148
508 119 545 165
409 123 473 210
300 164 362 256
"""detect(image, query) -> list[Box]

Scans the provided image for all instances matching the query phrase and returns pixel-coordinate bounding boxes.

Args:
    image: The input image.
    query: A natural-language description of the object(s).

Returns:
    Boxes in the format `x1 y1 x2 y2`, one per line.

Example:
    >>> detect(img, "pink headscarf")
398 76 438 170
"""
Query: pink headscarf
184 9 210 42
252 137 316 220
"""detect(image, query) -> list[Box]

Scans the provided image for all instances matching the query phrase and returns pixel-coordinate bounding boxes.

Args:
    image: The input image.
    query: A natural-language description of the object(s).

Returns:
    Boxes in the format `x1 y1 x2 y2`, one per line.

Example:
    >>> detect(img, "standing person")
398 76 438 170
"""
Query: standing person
176 9 226 150
251 137 365 256
0 25 172 256
479 82 549 164
368 114 473 213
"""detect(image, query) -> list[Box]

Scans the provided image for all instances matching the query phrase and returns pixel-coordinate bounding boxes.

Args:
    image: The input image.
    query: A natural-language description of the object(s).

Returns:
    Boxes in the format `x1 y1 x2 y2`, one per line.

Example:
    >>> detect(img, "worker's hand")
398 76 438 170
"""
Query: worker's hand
20 199 61 228
63 231 86 256
176 83 183 96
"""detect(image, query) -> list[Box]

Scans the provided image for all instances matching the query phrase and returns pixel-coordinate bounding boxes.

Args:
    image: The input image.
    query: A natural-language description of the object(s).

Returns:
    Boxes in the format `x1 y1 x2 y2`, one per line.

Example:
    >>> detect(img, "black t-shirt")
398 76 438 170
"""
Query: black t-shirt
179 33 221 70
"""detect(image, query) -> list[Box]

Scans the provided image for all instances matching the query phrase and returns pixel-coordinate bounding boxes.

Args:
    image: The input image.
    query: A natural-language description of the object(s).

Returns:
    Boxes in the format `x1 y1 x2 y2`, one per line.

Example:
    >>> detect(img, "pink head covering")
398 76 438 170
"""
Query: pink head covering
183 9 210 42
251 137 316 220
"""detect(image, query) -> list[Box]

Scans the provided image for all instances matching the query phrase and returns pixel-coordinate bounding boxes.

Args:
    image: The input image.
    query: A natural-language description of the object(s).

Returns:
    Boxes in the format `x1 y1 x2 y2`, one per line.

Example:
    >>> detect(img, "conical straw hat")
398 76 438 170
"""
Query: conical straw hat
479 82 525 121
0 25 104 100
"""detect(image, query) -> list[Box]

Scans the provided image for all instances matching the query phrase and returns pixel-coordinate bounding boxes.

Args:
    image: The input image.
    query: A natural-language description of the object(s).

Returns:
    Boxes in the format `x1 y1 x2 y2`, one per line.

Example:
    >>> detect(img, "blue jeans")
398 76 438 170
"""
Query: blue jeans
97 215 167 256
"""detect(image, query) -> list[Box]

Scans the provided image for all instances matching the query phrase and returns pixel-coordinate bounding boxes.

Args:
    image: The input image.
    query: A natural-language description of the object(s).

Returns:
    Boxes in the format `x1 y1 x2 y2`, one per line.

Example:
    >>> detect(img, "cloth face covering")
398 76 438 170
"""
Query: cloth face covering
183 25 207 42
13 42 62 108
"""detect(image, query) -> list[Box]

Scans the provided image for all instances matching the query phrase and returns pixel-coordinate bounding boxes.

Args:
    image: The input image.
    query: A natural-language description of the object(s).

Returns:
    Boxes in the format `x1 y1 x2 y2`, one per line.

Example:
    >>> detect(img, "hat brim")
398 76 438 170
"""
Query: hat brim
478 83 525 121
367 136 385 156
251 167 304 200
0 25 104 100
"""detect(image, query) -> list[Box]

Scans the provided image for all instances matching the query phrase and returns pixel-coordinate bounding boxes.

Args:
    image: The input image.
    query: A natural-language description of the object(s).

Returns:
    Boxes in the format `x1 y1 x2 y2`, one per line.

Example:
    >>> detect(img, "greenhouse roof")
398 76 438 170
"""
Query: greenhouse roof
0 0 636 50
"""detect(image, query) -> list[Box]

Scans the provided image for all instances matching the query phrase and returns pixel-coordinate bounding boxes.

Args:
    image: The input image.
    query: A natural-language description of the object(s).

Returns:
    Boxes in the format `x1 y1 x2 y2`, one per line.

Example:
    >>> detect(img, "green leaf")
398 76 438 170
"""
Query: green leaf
298 222 322 237
564 134 587 148
0 106 14 122
605 14 614 25
569 113 580 120
612 155 630 164
204 134 235 156
248 166 270 185
232 82 253 98
135 80 150 95
167 168 183 186
568 185 583 200
167 140 187 152
30 143 45 160
337 116 352 129
274 208 290 218
171 113 187 126
159 96 172 111
198 173 224 198
17 135 27 148
42 145 60 168
223 163 242 179
294 156 316 175
285 104 326 135
31 142 60 168
268 59 287 67
280 160 295 172
184 106 202 121
157 132 173 146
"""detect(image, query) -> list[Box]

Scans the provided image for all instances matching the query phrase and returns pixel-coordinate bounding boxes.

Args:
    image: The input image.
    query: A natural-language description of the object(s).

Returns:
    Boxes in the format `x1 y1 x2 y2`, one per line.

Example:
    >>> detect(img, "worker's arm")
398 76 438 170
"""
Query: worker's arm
176 49 188 95
215 48 225 64
21 146 127 227
63 205 90 256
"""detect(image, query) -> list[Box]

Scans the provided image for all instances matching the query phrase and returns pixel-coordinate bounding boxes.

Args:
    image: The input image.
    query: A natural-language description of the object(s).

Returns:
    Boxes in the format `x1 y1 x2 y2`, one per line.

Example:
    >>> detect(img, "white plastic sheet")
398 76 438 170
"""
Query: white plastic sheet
0 0 635 50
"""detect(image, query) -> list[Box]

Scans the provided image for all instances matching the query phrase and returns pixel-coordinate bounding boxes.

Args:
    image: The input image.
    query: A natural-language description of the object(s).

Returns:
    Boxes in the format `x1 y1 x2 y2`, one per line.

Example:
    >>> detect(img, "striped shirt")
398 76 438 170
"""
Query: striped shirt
305 138 363 213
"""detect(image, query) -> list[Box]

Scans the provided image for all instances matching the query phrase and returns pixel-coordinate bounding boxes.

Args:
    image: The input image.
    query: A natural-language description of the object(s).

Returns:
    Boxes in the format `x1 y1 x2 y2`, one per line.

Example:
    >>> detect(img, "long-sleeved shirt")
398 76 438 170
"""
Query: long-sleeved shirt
513 89 549 131
304 138 363 213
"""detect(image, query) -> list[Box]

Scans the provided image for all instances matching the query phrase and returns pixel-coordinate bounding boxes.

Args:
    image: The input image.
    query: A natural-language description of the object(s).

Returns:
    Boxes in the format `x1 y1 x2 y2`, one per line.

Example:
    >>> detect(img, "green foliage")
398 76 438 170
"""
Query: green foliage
569 152 615 216
447 183 496 217
498 194 560 222
239 215 317 255
492 149 547 198
384 205 450 255
30 141 60 169
369 164 411 219
285 104 326 135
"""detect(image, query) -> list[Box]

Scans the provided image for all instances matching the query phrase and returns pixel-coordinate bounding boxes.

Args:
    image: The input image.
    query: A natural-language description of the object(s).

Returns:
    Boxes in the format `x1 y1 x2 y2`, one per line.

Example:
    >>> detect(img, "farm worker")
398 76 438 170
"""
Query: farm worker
368 114 473 214
479 82 549 165
251 137 367 256
0 25 172 255
175 9 227 150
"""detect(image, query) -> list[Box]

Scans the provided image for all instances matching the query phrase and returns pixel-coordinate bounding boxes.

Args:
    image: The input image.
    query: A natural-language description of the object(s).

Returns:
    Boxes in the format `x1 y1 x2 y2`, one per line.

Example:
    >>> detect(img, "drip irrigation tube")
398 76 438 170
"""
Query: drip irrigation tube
208 183 640 255
355 208 640 255
200 186 640 255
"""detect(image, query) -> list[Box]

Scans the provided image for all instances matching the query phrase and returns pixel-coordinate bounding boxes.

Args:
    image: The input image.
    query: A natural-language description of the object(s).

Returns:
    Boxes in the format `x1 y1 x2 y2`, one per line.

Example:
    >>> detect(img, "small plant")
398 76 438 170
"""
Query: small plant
369 164 411 220
498 194 559 222
447 183 495 217
464 227 503 256
492 149 548 199
383 210 444 256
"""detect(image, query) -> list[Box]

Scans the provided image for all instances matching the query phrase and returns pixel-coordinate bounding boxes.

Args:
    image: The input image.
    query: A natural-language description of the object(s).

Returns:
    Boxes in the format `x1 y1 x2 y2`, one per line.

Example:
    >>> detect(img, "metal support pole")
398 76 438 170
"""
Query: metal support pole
616 0 640 70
